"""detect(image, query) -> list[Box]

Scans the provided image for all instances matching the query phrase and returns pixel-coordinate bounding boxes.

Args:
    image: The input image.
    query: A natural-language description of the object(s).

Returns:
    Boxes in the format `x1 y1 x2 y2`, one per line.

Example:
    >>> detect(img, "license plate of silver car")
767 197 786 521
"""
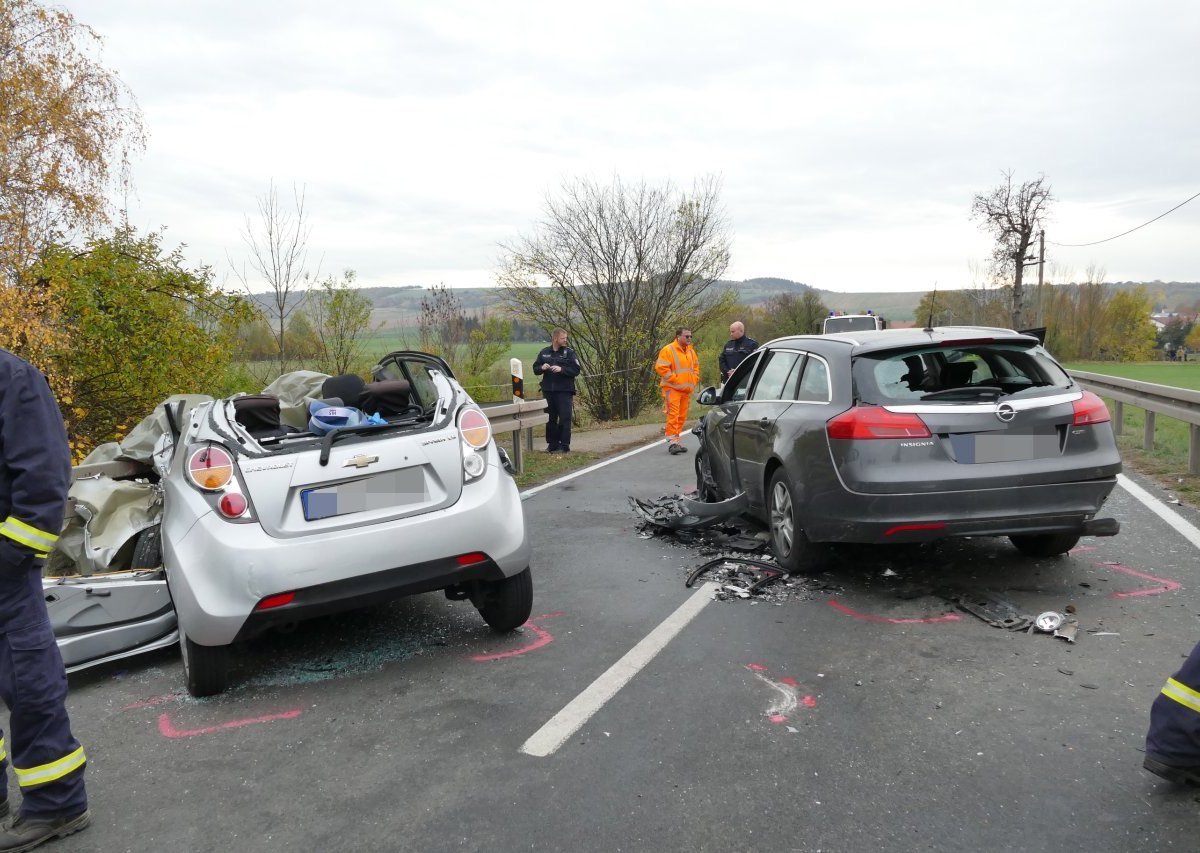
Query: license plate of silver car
301 469 427 520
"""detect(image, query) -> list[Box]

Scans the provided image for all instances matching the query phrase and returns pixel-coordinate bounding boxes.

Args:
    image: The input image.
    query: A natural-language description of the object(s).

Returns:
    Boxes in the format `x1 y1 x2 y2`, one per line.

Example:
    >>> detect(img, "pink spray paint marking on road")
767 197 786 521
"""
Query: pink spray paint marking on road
470 612 564 662
827 599 961 624
746 664 816 724
1101 562 1182 598
158 709 303 738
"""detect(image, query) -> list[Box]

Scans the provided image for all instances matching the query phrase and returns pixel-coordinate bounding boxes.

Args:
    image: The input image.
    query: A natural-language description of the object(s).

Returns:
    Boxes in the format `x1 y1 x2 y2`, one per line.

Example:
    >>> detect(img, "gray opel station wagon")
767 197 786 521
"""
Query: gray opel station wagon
693 326 1122 572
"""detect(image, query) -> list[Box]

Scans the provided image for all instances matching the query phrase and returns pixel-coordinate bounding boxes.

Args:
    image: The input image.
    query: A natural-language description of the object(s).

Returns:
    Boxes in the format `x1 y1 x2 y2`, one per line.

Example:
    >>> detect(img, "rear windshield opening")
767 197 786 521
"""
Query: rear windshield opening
853 343 1072 404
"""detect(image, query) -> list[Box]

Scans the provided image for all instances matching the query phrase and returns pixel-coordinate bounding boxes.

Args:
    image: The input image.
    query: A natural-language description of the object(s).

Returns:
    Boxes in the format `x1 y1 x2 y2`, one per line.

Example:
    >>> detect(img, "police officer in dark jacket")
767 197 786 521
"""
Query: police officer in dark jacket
0 349 90 851
719 321 759 380
533 329 581 453
1144 639 1200 785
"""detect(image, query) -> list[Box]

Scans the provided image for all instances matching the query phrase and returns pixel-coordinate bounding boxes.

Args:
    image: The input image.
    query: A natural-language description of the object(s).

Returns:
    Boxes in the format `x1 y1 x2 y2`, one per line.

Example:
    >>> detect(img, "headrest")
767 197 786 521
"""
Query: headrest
307 401 365 436
321 374 367 407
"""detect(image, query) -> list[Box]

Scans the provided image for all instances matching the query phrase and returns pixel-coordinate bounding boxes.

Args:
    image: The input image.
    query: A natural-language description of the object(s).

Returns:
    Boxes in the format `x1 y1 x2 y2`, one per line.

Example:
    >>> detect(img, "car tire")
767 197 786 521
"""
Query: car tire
767 469 821 573
180 624 230 697
130 526 162 569
694 448 718 502
1008 532 1081 558
475 567 533 633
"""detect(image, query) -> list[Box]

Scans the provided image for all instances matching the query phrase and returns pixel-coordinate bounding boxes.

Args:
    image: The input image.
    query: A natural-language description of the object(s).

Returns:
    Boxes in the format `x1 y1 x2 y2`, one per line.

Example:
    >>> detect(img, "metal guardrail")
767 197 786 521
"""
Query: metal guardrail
479 398 550 472
1068 369 1200 473
66 399 551 517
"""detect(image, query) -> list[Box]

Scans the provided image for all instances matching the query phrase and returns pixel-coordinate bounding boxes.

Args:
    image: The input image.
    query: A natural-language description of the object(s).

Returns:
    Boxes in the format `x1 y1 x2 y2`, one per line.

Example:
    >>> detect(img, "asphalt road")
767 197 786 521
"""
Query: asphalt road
45 436 1200 852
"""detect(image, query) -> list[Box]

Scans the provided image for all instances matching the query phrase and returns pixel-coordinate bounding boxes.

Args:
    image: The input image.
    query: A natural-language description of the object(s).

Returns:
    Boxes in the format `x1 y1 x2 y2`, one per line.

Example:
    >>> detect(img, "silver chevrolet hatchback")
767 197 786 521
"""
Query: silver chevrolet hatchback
152 352 532 695
693 327 1121 572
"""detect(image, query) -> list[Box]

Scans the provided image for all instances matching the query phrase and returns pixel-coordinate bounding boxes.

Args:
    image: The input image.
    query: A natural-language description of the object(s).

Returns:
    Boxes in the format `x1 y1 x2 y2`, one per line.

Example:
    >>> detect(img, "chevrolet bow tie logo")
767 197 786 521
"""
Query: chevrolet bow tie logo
343 454 379 469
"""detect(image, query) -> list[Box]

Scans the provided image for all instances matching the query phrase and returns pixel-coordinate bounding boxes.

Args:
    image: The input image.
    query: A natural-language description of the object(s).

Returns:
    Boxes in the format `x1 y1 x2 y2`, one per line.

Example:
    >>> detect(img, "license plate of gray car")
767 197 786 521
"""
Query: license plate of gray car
301 468 427 520
948 431 1061 464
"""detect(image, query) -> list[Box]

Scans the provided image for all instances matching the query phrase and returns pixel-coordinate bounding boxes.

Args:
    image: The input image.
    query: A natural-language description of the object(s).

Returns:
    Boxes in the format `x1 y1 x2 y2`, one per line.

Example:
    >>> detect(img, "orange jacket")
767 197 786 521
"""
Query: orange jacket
655 340 700 394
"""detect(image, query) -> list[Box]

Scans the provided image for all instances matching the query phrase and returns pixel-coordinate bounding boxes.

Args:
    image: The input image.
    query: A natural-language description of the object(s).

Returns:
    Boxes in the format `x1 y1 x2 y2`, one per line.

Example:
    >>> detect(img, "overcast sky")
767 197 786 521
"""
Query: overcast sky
77 1 1199 293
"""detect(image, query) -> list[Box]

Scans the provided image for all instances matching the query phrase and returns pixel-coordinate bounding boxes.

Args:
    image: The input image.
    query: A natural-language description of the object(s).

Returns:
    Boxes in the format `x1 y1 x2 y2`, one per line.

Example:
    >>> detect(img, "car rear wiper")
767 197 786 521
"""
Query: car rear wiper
919 387 1003 402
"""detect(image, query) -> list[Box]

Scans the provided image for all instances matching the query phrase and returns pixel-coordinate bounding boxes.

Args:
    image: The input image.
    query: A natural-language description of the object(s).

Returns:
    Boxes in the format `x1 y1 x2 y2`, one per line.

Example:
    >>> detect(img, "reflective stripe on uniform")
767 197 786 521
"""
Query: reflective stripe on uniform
0 736 6 763
658 346 697 392
1 516 59 555
1161 677 1200 715
14 746 86 788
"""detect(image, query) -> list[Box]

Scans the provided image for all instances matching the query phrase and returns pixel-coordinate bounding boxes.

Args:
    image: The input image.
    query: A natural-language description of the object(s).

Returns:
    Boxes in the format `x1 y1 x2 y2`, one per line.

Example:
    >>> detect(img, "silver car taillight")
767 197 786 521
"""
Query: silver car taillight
458 406 492 483
184 443 257 523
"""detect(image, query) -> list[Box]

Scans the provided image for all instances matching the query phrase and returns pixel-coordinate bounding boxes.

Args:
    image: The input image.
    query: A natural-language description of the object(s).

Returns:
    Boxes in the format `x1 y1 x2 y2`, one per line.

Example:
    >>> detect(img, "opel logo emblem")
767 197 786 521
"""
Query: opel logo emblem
995 403 1016 423
343 454 379 469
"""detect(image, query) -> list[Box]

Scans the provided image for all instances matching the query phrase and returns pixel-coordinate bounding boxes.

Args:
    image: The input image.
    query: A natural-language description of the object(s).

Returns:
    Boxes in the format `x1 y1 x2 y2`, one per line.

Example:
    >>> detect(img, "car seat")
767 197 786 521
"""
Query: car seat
900 356 927 393
233 394 299 439
941 361 976 388
321 374 368 408
359 380 415 418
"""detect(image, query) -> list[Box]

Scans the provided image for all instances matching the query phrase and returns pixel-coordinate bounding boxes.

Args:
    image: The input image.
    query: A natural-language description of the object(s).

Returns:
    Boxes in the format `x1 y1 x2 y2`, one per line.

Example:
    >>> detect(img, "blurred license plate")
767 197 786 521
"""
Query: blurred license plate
302 468 427 520
950 431 1060 464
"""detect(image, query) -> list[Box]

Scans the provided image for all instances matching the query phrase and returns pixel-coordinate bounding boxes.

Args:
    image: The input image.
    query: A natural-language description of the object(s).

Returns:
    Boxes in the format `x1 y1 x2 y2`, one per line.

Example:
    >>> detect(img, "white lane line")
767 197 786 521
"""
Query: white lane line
520 581 718 758
1117 472 1200 551
520 438 667 499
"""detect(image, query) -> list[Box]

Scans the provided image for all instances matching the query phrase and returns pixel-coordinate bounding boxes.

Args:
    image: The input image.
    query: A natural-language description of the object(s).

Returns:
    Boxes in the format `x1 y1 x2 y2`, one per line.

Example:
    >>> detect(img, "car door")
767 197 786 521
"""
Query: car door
732 349 803 508
707 351 763 498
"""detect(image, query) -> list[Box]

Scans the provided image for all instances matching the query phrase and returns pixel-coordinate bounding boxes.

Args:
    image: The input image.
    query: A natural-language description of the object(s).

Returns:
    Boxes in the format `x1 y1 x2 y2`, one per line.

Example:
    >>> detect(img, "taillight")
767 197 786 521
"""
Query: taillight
458 407 491 448
1072 391 1111 426
827 406 932 440
256 591 295 611
218 493 248 518
187 445 234 490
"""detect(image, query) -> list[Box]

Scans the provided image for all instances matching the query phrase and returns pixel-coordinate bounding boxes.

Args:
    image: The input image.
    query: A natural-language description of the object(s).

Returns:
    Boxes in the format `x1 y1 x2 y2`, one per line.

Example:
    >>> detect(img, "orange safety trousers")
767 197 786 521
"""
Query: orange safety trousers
662 387 691 443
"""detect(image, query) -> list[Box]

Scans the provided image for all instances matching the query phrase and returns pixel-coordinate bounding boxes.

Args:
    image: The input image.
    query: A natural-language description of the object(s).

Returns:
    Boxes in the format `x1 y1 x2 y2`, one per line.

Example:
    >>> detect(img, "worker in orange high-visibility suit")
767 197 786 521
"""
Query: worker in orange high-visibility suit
655 327 700 455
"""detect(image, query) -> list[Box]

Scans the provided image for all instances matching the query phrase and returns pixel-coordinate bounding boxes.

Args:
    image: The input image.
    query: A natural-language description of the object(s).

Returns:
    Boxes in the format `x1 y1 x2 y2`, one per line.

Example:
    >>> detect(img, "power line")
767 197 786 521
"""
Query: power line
1050 189 1200 248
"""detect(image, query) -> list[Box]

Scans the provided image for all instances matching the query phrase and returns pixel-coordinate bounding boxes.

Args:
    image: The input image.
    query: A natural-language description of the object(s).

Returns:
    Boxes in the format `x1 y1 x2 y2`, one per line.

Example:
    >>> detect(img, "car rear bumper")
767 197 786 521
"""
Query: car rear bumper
803 476 1119 544
164 468 530 646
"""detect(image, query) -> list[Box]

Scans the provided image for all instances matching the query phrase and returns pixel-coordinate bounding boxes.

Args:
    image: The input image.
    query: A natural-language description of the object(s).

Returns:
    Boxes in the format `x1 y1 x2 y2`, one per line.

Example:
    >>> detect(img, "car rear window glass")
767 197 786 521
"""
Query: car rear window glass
853 342 1071 404
796 356 830 402
750 351 801 400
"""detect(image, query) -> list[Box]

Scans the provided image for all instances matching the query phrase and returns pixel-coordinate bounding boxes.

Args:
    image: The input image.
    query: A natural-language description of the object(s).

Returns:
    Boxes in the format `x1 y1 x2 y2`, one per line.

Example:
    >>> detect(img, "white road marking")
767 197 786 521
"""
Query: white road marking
520 439 667 499
519 581 718 758
1117 473 1200 551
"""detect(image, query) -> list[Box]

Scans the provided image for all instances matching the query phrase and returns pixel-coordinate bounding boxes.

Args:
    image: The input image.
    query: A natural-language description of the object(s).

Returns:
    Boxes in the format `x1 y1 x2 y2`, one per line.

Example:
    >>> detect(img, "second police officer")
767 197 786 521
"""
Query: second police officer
719 321 759 381
533 328 581 453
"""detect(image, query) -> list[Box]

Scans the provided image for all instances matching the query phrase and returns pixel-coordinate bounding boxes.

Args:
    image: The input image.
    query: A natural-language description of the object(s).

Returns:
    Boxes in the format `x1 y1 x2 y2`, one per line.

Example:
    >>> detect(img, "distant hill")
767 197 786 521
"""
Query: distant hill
250 278 1200 330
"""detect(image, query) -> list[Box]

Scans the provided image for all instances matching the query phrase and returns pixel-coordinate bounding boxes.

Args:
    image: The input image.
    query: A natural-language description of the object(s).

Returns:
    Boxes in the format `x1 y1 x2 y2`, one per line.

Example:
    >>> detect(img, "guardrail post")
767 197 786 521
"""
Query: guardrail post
1144 410 1155 451
510 430 523 473
1191 424 1200 475
526 424 533 452
1113 401 1123 436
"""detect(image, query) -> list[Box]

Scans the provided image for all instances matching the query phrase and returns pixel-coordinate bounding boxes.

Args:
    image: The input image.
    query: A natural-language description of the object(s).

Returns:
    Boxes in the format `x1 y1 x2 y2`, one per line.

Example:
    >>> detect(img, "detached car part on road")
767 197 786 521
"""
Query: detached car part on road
693 326 1121 572
48 352 532 696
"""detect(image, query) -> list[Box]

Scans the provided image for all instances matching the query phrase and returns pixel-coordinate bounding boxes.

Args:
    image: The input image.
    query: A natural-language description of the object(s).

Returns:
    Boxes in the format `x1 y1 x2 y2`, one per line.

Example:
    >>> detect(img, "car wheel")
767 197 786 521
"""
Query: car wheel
767 469 821 573
180 624 229 697
475 567 533 633
1008 532 1081 558
130 526 162 569
694 448 718 502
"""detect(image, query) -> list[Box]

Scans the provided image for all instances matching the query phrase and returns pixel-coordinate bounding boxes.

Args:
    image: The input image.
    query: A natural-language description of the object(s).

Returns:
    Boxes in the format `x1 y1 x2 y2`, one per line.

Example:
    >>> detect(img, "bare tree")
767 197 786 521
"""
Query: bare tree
229 181 316 378
971 171 1053 329
498 175 732 420
306 269 377 375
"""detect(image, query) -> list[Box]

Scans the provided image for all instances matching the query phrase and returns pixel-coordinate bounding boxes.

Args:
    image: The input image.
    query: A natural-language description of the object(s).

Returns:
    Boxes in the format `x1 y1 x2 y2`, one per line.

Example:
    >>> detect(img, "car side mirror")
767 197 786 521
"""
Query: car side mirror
697 386 718 405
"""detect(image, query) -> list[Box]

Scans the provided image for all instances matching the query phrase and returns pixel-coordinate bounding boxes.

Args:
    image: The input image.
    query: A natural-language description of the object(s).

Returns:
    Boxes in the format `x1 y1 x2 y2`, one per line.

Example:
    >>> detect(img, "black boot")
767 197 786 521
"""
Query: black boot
0 810 90 852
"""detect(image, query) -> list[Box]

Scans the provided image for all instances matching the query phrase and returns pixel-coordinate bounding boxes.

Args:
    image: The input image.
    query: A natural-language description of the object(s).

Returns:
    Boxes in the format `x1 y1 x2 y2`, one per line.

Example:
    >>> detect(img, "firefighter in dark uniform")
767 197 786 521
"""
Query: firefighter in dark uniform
1144 639 1200 785
532 328 581 453
0 348 89 850
719 321 759 381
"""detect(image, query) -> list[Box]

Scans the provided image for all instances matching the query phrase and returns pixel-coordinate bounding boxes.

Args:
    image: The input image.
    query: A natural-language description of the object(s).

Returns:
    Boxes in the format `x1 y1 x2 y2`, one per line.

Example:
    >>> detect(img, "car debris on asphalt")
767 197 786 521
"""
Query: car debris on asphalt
629 493 827 603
